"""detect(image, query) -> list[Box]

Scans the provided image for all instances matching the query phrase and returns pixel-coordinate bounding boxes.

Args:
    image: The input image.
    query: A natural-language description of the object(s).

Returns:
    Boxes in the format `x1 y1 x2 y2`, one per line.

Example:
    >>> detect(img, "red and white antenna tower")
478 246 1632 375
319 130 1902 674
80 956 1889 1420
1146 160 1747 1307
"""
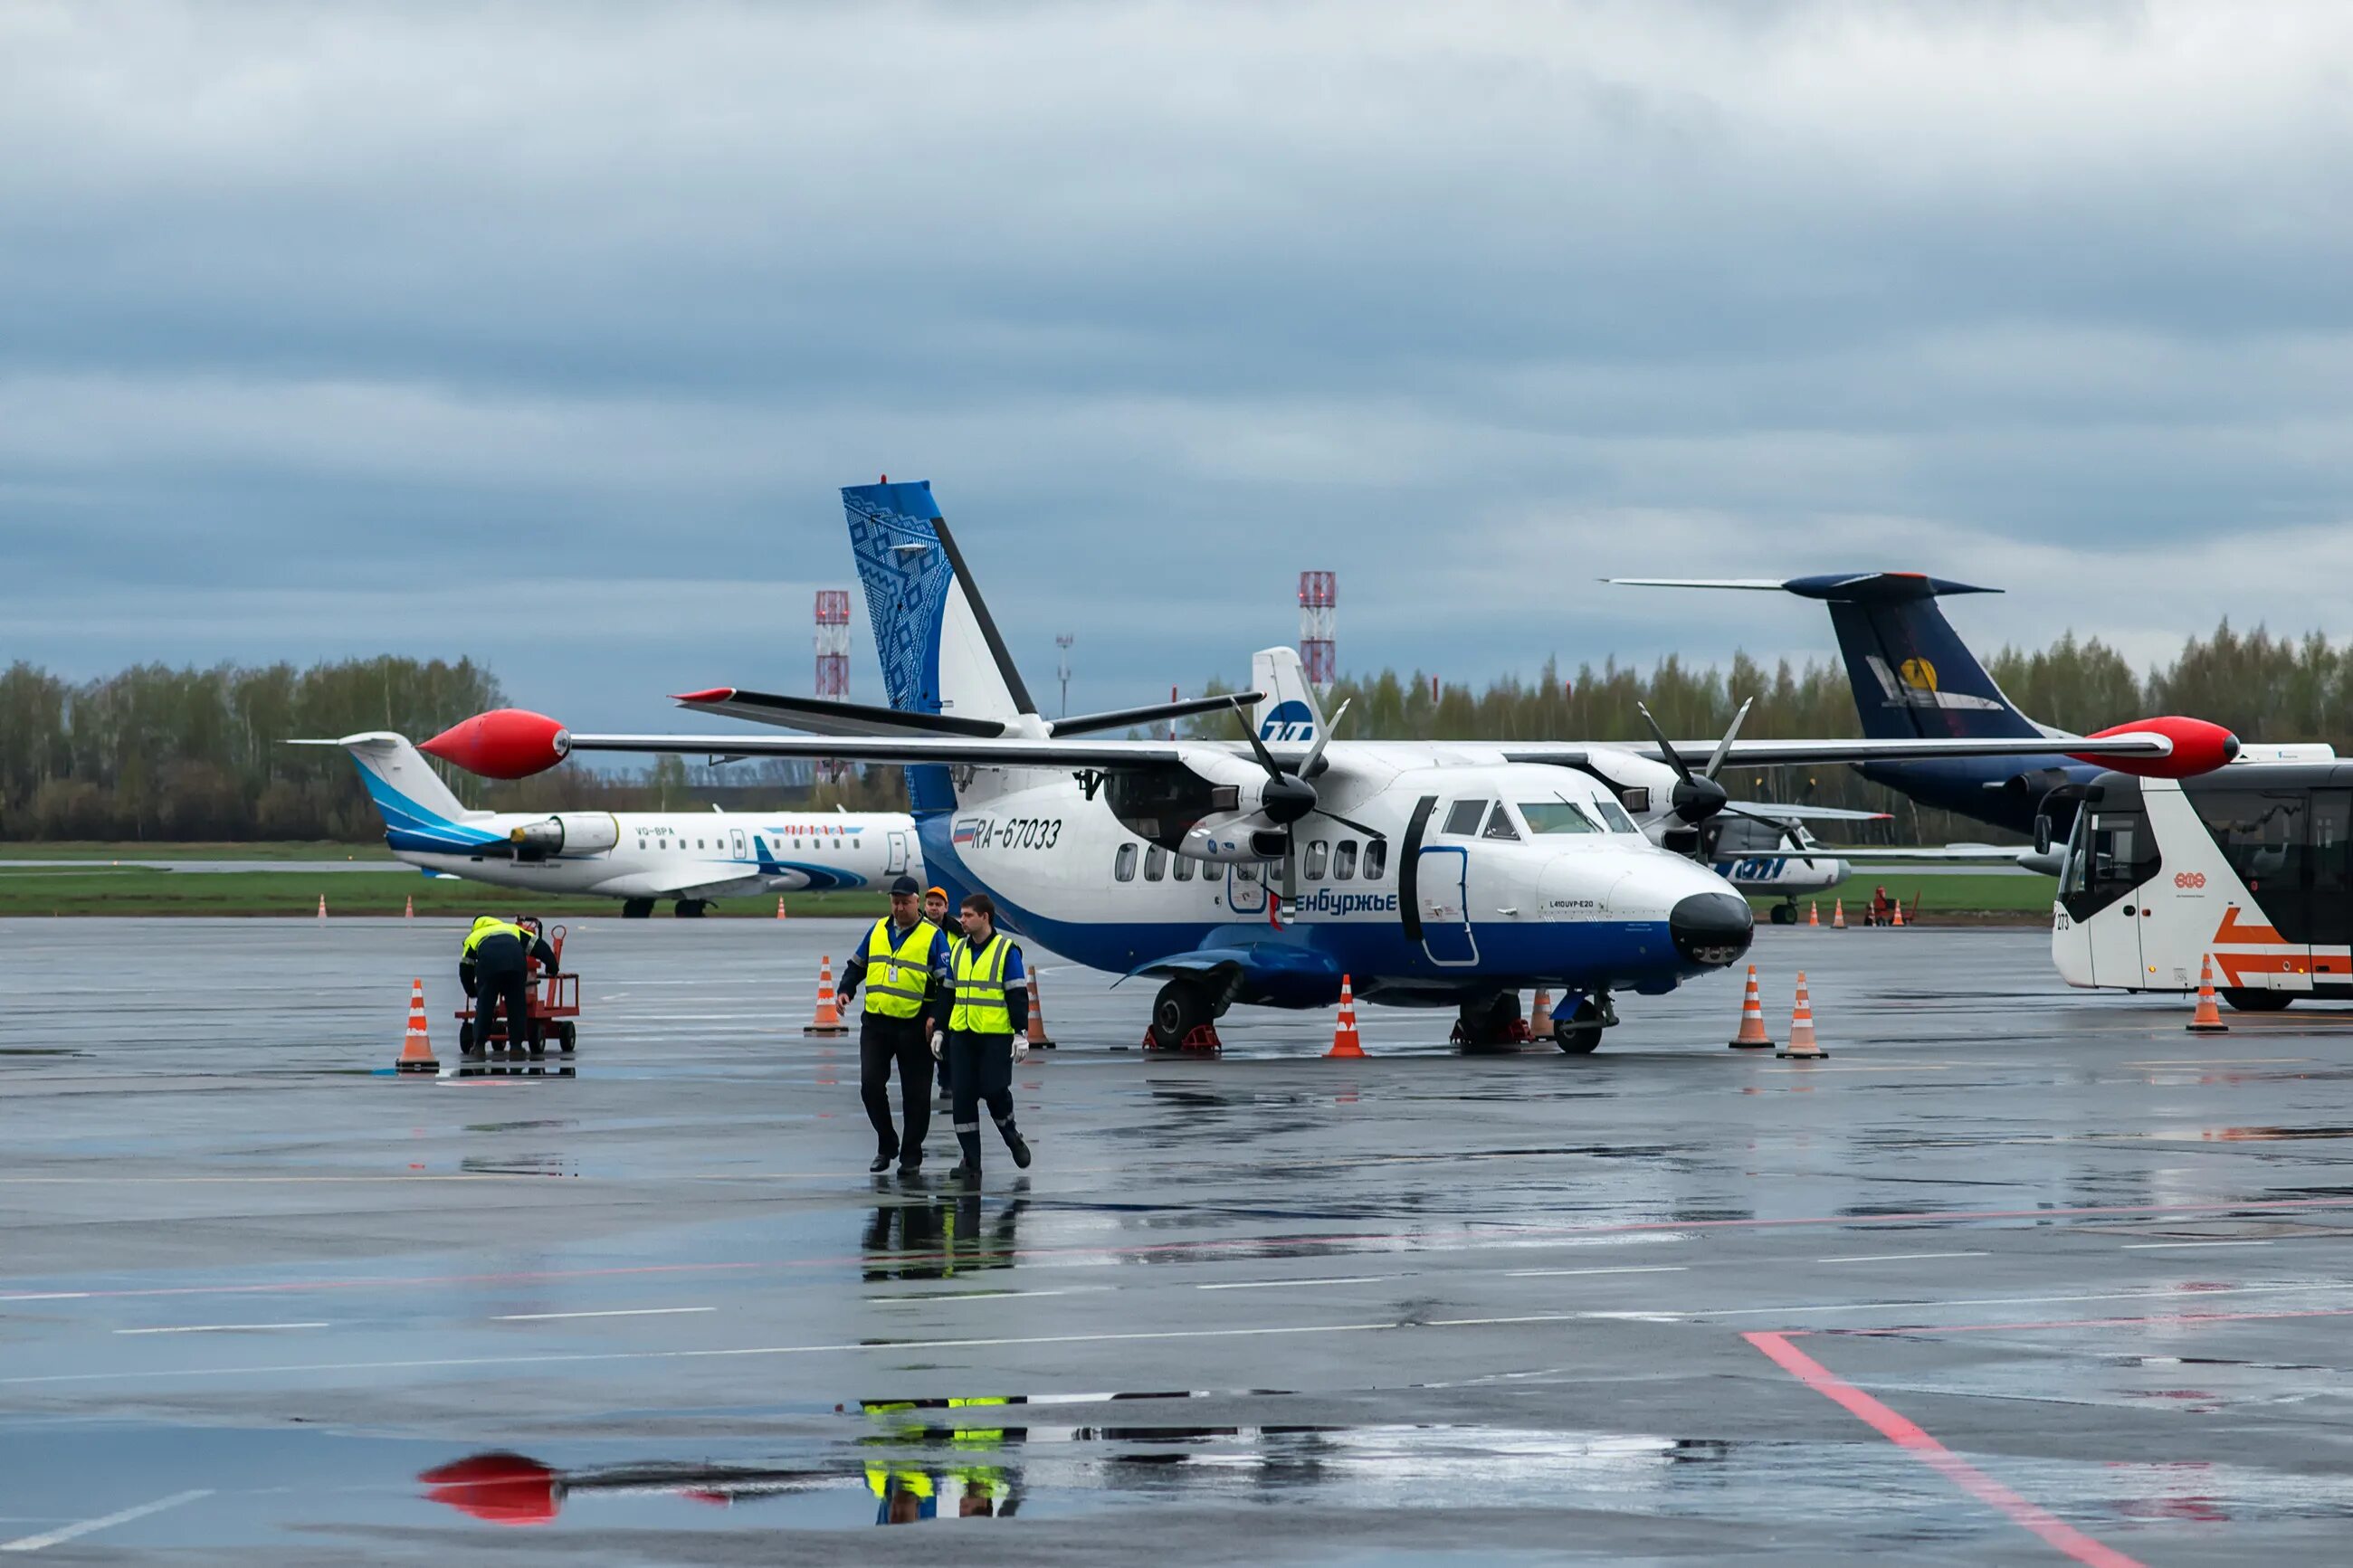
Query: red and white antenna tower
1298 571 1336 696
814 591 851 698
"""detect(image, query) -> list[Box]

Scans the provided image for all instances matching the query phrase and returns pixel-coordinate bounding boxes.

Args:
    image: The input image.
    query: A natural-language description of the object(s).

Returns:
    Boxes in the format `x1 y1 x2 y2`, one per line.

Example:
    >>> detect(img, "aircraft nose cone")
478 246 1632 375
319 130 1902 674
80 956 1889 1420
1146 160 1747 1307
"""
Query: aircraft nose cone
1670 891 1753 969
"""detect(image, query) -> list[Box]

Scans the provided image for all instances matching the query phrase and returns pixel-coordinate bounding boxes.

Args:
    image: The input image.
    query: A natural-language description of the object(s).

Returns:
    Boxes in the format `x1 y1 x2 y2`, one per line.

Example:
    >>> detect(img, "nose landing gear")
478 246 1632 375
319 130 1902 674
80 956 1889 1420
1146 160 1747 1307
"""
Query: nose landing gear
1552 992 1614 1054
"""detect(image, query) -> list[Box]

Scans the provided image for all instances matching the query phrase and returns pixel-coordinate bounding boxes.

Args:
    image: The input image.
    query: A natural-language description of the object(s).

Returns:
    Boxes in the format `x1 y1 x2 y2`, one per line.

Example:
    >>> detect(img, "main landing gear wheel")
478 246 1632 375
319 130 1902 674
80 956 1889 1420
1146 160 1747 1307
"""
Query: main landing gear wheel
673 899 710 918
622 899 654 919
1453 992 1524 1051
1149 980 1211 1050
2222 989 2294 1012
1553 998 1605 1054
1769 902 1797 926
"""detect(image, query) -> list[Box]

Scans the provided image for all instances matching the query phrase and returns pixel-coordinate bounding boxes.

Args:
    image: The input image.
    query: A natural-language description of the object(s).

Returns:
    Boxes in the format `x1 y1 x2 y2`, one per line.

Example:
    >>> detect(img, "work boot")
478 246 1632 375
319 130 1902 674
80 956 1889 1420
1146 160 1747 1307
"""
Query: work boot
897 1153 923 1176
998 1119 1032 1170
948 1161 980 1183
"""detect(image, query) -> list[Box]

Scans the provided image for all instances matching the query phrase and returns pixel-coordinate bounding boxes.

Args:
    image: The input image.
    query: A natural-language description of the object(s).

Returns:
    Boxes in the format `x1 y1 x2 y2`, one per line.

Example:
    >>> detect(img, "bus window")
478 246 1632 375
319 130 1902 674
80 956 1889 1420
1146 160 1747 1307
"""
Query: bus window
2312 790 2353 946
2192 788 2308 930
2059 808 2156 921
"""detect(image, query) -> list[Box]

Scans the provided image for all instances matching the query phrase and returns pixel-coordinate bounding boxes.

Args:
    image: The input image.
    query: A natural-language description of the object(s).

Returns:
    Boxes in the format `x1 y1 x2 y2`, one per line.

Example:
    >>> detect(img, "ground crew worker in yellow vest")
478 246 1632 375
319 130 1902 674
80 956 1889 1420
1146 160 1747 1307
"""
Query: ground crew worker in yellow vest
458 914 557 1058
943 892 1033 1181
836 875 952 1174
924 885 957 1104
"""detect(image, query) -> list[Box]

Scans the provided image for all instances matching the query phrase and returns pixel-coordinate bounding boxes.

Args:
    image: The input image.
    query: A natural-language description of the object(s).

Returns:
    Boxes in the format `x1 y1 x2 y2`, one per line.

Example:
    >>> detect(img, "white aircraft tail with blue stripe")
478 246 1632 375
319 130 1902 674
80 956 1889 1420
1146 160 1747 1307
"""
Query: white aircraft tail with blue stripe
1250 646 1327 746
295 732 500 853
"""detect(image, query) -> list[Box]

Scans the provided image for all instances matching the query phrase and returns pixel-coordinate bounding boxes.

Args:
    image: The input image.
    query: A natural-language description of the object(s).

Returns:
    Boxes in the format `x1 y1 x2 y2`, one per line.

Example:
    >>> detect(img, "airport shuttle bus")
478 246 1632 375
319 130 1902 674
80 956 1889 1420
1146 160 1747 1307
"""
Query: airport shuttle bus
2054 762 2353 1010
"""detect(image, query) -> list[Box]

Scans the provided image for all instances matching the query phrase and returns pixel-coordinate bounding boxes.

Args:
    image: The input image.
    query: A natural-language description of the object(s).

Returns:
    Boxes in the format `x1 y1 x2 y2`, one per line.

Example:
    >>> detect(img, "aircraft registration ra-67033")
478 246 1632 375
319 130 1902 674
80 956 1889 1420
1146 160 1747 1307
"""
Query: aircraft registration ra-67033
424 480 2234 1052
295 731 920 917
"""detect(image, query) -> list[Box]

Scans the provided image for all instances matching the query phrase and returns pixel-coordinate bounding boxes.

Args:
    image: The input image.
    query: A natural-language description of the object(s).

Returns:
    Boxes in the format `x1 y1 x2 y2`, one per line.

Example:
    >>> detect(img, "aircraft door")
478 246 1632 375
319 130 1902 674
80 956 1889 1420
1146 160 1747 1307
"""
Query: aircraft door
887 830 910 875
1225 861 1272 917
730 828 748 861
1415 844 1479 965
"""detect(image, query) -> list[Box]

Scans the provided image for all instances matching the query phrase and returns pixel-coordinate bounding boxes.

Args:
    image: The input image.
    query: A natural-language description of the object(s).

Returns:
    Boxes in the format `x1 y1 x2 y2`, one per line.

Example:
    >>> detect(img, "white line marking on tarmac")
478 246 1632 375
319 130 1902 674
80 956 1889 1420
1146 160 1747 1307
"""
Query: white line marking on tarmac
113 1323 327 1335
1505 1266 1689 1278
2120 1240 2275 1250
1196 1276 1393 1291
0 1489 212 1553
1816 1251 1991 1264
491 1307 715 1322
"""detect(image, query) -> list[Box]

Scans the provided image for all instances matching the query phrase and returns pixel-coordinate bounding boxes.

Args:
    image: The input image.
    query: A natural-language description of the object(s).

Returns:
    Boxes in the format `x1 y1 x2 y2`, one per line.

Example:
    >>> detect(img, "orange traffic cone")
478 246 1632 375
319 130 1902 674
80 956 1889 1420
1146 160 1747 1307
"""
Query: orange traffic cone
1326 974 1366 1058
776 897 787 920
404 894 414 919
1529 988 1555 1038
1025 972 1056 1050
317 893 327 919
1807 900 1819 927
1891 899 1906 928
1777 971 1826 1059
396 978 438 1073
803 956 848 1036
2187 954 2230 1034
1831 898 1846 930
1729 964 1774 1049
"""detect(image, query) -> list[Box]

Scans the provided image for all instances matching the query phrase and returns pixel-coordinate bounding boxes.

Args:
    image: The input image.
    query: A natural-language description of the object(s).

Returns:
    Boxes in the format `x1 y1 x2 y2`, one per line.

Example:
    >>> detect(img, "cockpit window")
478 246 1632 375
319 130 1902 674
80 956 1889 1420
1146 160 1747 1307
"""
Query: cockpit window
1442 800 1488 836
1519 801 1600 834
1596 799 1640 834
1482 803 1521 841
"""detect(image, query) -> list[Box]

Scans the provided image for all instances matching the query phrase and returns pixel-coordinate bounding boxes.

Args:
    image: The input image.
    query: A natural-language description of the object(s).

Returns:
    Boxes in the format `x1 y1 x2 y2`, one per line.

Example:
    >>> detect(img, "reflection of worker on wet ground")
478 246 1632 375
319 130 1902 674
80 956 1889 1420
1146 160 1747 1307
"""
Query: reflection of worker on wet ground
459 915 557 1058
863 1191 1028 1282
837 876 951 1174
945 893 1033 1181
861 1399 1026 1523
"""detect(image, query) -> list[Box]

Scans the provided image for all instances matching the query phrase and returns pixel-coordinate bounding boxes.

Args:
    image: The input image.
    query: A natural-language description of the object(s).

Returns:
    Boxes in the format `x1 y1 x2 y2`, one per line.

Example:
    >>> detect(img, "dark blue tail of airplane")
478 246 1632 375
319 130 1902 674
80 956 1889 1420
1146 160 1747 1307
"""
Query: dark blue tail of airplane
1609 572 2081 836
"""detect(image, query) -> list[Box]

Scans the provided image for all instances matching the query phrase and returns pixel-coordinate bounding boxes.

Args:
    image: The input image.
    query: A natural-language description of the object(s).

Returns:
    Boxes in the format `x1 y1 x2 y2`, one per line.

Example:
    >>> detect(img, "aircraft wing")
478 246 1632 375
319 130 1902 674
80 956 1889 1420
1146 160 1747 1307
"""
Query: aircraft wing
1723 801 1893 823
560 733 1192 769
1502 735 2171 767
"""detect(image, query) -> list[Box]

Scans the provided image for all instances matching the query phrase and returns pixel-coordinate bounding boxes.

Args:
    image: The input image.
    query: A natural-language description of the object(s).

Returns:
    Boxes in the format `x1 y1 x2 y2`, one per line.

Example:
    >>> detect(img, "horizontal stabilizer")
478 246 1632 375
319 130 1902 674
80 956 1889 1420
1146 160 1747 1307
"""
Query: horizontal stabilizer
1608 573 2001 603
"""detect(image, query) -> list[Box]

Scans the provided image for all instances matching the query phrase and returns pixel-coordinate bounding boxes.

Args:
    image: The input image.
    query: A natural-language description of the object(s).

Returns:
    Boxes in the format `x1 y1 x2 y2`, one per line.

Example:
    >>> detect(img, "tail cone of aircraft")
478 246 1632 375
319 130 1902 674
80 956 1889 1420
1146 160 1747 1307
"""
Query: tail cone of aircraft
420 709 572 780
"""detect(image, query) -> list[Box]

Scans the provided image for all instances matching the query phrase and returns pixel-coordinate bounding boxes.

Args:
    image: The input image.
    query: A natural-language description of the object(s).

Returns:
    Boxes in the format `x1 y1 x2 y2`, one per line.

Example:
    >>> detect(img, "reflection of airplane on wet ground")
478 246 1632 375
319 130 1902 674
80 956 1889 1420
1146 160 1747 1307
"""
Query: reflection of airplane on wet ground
299 729 918 917
418 1449 835 1524
1610 572 2250 859
424 481 2222 1053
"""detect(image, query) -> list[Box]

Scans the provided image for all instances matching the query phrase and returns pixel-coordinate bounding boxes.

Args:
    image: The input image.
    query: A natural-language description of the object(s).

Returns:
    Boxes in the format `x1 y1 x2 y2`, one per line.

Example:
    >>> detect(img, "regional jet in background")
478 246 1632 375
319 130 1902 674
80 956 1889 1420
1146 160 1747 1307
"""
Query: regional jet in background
1609 572 2289 863
415 480 2229 1054
299 732 918 917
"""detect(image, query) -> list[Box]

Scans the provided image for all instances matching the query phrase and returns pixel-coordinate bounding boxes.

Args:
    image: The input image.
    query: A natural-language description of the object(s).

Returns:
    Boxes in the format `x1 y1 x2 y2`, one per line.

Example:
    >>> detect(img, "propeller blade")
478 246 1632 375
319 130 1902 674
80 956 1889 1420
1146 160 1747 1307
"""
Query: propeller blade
1704 698 1754 781
1635 702 1691 782
1282 830 1300 917
1231 696 1283 782
1300 698 1350 780
1313 807 1388 841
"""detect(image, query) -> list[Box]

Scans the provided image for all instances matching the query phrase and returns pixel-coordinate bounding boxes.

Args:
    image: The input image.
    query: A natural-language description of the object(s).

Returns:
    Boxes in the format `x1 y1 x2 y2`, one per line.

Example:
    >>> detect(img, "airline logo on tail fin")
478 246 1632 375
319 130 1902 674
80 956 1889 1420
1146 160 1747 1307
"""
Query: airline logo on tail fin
1863 654 2005 713
1249 647 1324 746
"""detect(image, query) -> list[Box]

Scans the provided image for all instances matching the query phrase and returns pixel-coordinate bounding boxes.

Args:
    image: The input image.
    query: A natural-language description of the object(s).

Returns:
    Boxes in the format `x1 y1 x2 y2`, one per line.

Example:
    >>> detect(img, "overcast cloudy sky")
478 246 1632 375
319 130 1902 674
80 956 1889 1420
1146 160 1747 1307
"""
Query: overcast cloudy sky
4 2 2349 728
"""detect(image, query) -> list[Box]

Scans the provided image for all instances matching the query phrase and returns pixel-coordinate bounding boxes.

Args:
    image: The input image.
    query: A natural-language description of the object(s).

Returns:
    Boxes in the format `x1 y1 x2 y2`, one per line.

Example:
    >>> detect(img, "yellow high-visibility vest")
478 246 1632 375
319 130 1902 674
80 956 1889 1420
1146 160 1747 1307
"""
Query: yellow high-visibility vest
462 917 529 955
948 934 1015 1034
862 917 939 1019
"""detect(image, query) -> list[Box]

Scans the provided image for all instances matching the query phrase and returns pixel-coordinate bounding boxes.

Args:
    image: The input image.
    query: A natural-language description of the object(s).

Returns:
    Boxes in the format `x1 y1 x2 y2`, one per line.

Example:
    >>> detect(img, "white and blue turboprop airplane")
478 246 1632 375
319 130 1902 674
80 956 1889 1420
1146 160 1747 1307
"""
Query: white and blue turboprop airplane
423 480 2196 1051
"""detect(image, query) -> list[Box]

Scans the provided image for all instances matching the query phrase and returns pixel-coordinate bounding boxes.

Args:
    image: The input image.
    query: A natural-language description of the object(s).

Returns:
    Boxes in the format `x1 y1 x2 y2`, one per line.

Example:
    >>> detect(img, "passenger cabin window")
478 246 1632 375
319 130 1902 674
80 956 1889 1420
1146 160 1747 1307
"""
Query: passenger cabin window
1520 800 1599 834
1172 852 1195 881
1332 841 1358 879
1115 843 1138 882
1144 846 1167 881
1443 800 1488 836
1304 840 1329 879
1363 841 1387 879
1482 804 1521 841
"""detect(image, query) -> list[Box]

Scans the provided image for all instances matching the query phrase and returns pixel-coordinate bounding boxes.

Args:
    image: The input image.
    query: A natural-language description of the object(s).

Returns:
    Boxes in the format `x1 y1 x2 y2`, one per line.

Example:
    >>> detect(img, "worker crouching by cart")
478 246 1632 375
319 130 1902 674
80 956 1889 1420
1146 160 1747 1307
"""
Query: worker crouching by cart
460 914 558 1059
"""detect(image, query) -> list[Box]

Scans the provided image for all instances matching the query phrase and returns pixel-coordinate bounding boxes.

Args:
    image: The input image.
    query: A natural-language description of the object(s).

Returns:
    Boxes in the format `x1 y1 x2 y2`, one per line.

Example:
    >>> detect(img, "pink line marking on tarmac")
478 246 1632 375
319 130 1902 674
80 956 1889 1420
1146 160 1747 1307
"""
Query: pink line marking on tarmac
1744 1329 2147 1568
6 1193 2350 1305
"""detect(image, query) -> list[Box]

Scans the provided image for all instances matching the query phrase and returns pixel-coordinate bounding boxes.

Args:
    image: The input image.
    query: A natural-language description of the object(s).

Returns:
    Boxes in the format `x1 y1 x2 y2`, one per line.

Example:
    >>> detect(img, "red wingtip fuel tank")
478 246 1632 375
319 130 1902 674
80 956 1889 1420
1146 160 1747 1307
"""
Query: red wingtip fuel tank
419 709 571 779
2070 716 2240 778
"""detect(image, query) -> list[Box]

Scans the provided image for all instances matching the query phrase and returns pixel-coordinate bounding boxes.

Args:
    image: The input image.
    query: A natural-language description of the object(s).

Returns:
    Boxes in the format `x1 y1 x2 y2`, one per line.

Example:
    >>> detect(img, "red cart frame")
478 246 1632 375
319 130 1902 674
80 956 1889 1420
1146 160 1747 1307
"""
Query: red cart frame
457 924 580 1054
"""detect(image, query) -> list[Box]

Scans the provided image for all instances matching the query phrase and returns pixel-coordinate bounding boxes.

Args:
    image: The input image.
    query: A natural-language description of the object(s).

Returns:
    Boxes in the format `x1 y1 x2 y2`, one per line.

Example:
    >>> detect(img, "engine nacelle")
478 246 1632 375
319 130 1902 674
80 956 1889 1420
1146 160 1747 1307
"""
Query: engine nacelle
508 813 619 858
1105 751 1288 860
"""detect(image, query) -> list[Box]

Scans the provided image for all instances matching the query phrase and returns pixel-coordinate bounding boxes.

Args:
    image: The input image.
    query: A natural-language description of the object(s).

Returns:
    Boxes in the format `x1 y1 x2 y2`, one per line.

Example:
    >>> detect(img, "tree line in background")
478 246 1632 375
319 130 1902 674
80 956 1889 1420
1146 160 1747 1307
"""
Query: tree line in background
0 619 2335 842
0 657 900 841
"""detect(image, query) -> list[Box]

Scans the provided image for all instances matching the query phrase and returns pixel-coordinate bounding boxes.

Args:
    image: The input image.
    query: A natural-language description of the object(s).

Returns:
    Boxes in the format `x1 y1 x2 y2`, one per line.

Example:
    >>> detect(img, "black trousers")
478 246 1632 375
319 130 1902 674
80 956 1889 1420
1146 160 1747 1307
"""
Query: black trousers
470 960 531 1052
860 1014 933 1160
947 1031 1018 1165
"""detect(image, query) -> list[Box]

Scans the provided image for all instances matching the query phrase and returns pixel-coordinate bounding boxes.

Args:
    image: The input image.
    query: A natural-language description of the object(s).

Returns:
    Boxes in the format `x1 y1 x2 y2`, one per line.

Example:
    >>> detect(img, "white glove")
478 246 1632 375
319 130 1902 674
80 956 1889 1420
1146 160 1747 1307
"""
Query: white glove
929 1031 944 1060
1013 1034 1030 1064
